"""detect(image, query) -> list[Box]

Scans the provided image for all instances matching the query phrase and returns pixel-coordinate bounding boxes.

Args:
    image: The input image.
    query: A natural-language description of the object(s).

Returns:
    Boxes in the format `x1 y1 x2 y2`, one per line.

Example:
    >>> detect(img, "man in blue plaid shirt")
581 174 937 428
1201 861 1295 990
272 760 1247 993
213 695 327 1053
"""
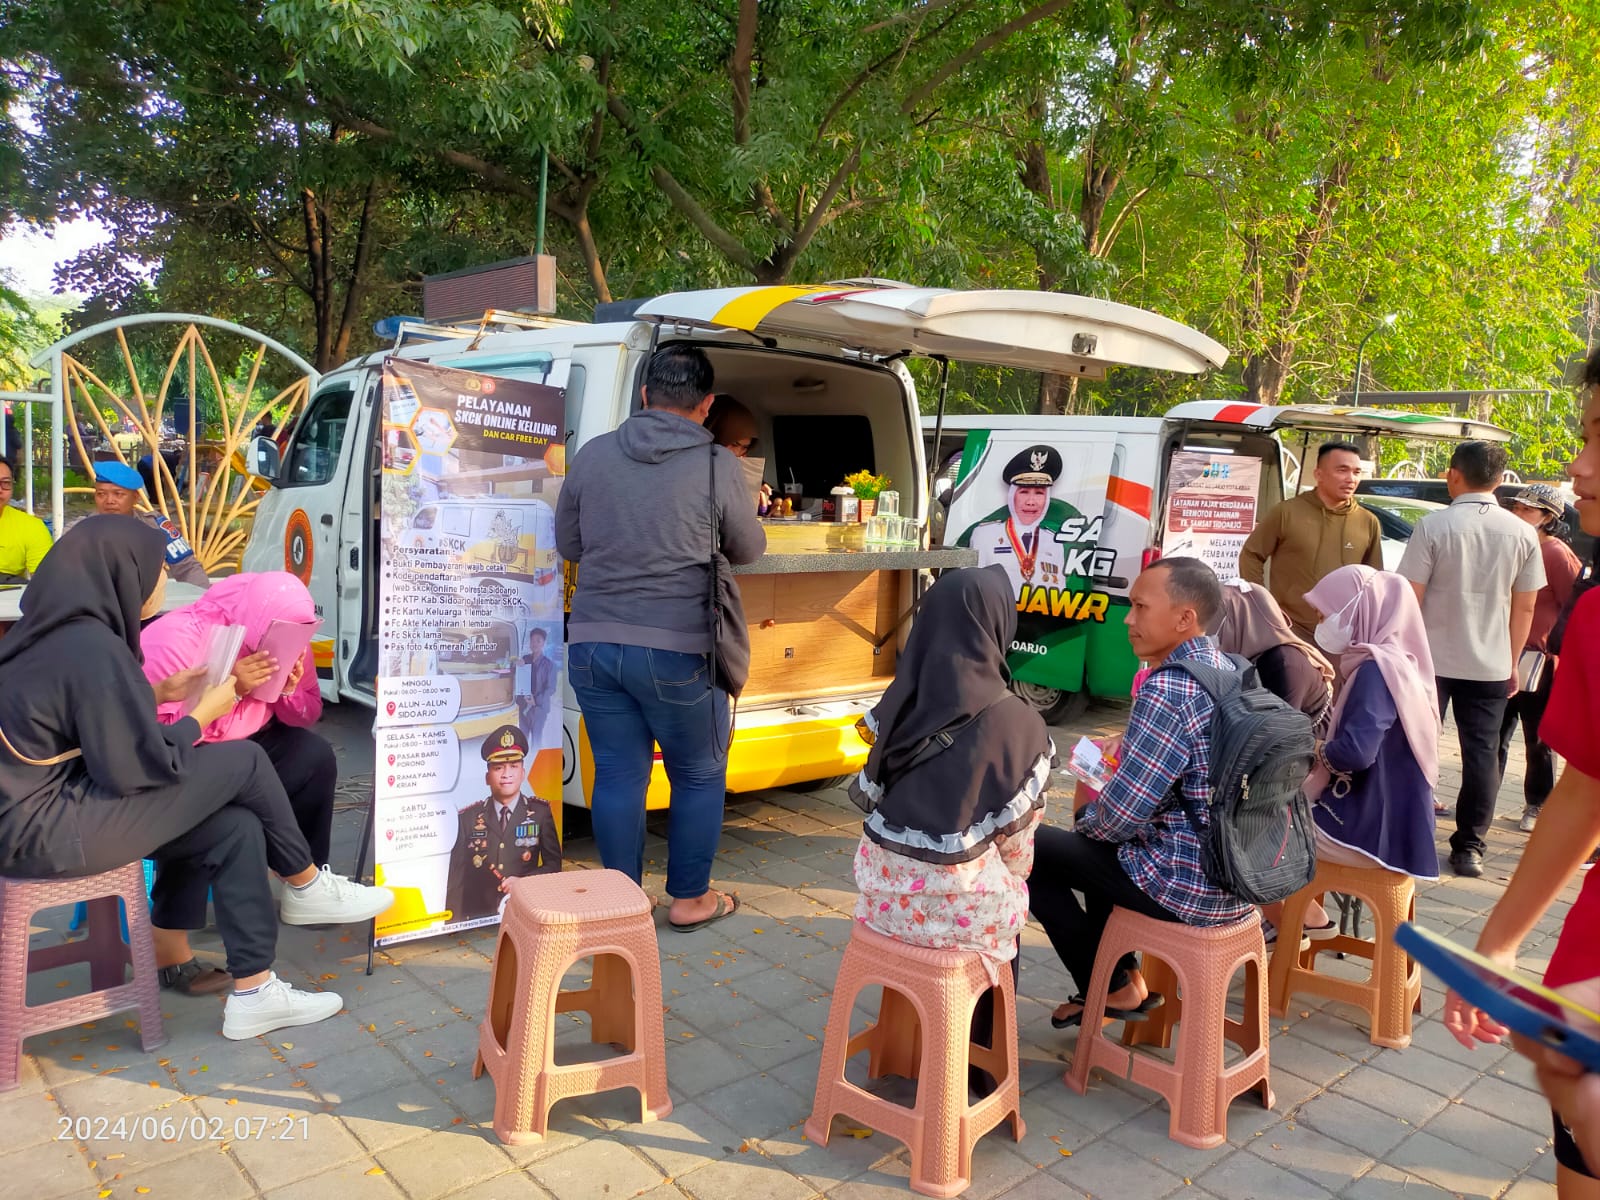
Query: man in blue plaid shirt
1030 557 1252 1028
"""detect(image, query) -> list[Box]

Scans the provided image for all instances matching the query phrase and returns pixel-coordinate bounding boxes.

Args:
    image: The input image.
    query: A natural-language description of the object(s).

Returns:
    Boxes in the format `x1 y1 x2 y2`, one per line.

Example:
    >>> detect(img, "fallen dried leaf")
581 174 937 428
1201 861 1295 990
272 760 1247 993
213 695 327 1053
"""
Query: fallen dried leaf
1059 1149 1072 1157
366 1167 385 1176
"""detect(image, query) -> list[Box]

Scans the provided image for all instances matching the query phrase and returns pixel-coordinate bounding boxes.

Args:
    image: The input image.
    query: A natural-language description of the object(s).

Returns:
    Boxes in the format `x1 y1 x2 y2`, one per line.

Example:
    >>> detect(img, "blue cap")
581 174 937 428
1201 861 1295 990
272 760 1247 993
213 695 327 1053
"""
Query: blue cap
94 462 145 492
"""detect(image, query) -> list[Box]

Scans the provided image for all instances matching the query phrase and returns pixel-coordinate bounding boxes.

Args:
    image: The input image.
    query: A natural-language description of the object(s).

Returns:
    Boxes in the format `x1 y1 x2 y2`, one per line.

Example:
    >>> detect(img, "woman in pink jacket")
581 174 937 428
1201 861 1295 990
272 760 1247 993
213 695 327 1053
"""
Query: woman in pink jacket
141 572 334 995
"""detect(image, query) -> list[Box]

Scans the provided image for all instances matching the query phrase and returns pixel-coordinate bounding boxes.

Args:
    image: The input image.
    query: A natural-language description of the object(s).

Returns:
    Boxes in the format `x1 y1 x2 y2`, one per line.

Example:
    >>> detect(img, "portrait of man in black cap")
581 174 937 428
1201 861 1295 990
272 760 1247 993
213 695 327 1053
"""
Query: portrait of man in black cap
956 444 1086 596
445 723 561 922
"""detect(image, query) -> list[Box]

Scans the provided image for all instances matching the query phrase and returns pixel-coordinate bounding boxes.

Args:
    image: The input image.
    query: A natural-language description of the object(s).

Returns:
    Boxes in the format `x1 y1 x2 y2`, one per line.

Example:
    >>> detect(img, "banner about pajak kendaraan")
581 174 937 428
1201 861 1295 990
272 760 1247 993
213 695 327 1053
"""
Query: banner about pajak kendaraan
372 358 568 947
1160 450 1263 578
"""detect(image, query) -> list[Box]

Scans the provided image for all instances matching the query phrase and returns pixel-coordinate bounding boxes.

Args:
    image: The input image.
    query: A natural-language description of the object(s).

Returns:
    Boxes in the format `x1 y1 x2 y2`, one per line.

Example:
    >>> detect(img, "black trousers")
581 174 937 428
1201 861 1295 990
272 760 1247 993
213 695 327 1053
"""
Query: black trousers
251 721 337 866
1497 668 1556 810
74 740 314 978
152 721 337 945
1028 825 1180 998
1439 677 1512 856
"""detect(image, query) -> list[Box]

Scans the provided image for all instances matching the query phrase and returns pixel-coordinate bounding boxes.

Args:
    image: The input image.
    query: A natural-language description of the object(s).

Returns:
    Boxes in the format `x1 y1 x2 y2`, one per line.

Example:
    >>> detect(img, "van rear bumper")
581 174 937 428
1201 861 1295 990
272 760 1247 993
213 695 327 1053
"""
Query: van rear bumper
571 696 879 810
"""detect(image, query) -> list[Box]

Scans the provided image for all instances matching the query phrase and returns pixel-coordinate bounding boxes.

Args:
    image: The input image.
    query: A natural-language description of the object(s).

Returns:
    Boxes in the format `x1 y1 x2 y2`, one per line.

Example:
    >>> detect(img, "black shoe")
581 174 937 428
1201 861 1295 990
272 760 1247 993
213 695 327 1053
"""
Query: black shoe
1449 850 1484 878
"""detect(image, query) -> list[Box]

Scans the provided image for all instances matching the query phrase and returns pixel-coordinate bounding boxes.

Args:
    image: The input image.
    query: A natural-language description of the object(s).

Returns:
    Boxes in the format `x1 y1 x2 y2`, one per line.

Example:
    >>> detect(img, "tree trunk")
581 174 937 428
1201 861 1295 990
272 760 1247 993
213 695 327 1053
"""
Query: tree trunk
331 180 379 365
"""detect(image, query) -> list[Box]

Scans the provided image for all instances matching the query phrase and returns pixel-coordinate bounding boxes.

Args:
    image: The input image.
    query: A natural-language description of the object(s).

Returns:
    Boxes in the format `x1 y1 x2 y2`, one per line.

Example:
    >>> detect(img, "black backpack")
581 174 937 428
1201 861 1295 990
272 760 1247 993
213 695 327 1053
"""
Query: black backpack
1153 653 1318 905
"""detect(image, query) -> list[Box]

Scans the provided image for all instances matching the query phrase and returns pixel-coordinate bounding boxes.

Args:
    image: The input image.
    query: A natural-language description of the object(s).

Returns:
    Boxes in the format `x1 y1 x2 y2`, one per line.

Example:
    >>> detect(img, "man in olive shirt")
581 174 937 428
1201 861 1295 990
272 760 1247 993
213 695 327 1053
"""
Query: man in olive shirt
1399 440 1544 878
1238 442 1384 640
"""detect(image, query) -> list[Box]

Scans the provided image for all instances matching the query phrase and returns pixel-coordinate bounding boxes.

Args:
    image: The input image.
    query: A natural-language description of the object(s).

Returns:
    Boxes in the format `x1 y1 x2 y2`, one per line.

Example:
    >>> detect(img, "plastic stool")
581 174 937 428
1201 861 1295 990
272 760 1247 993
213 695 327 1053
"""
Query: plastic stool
69 859 155 942
0 863 167 1090
1269 861 1422 1049
472 869 671 1144
804 923 1024 1198
1066 907 1272 1149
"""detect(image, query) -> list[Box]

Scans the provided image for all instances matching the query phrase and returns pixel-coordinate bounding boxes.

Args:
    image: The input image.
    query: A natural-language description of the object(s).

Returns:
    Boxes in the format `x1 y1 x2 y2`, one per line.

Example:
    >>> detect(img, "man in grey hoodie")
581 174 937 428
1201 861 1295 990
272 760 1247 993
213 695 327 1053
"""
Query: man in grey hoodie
556 345 765 931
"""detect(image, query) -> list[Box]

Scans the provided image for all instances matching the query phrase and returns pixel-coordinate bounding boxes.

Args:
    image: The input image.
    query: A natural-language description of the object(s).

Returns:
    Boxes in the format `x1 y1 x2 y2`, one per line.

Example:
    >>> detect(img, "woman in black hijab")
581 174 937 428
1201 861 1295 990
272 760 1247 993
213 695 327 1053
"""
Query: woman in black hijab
0 516 392 1040
851 565 1054 974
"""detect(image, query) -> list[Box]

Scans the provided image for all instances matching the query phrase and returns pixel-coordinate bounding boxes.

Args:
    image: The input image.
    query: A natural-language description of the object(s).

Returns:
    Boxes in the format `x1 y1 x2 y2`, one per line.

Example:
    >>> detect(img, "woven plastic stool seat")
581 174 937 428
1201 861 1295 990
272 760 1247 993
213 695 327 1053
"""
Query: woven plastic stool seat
1269 861 1422 1049
472 869 671 1144
1066 907 1272 1149
804 922 1023 1198
1 864 166 1091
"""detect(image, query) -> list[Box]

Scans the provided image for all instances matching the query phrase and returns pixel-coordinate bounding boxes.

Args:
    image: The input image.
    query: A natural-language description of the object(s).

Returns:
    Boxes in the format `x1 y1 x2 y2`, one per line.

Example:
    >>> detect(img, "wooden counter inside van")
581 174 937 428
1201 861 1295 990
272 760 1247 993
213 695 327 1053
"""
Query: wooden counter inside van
730 543 976 707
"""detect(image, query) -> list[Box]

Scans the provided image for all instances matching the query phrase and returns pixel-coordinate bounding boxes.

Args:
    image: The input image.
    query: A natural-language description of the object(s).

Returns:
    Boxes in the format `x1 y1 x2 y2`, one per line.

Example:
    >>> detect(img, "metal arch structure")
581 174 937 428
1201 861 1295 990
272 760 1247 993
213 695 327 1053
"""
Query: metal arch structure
26 313 320 566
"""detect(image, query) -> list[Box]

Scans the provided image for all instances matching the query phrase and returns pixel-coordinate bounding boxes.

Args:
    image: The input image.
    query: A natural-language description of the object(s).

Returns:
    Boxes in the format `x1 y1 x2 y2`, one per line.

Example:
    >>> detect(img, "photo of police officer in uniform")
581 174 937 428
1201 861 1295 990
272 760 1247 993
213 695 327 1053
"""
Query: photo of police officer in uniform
955 445 1085 595
445 724 562 922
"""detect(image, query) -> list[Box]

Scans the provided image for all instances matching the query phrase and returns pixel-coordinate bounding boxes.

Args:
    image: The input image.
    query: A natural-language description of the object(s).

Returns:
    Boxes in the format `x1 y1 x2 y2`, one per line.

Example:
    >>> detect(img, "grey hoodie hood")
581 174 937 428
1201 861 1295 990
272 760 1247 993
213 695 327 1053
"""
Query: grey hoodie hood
615 408 712 463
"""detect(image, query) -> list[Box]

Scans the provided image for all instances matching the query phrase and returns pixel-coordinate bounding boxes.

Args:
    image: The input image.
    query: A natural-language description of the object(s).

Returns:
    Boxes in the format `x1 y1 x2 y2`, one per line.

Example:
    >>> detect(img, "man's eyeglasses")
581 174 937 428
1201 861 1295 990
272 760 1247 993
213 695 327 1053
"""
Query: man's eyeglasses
0 478 14 490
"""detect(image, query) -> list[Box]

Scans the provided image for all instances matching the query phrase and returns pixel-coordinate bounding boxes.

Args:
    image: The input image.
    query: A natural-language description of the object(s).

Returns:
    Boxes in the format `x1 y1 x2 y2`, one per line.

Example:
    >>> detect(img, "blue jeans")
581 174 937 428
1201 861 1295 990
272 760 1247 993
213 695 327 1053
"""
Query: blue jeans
568 642 729 898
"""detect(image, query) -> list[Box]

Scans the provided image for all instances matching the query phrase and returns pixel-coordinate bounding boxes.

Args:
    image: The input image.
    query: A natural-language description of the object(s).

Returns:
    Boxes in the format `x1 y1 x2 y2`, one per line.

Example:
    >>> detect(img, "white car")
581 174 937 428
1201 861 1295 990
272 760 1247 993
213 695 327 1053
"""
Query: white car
1357 494 1448 570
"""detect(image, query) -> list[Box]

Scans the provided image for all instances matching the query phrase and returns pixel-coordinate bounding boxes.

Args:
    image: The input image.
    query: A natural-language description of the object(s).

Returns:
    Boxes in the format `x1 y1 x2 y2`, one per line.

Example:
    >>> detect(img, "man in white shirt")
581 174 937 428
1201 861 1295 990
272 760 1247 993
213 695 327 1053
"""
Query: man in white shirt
1398 441 1544 877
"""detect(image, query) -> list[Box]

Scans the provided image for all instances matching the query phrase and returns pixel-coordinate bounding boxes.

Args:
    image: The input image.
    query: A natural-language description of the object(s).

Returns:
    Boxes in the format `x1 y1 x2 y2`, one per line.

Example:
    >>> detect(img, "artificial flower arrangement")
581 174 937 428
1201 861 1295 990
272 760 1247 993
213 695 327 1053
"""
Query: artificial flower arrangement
843 470 891 500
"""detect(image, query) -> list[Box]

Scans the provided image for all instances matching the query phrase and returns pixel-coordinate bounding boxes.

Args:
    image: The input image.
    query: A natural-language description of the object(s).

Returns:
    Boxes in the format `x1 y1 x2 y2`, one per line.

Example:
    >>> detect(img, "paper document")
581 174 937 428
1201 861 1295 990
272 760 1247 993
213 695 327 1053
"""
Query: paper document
1067 736 1114 791
248 620 321 703
739 455 768 509
184 623 246 714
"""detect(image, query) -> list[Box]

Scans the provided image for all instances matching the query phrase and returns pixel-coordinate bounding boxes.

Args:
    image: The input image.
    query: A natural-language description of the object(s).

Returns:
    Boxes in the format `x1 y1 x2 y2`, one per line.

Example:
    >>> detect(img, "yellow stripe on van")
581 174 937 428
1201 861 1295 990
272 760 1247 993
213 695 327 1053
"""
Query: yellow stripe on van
711 285 840 332
312 638 335 669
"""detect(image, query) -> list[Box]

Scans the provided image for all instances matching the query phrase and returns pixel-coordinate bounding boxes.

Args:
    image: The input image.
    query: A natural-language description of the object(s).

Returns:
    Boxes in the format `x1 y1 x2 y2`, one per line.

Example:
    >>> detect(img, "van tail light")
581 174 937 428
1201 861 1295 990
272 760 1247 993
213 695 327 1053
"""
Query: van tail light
1140 547 1162 571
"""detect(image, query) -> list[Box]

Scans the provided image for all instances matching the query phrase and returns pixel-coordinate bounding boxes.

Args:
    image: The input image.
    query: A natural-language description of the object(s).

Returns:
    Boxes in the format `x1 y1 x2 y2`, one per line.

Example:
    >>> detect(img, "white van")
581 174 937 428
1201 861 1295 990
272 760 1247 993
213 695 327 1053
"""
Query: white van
926 402 1513 720
241 284 1228 809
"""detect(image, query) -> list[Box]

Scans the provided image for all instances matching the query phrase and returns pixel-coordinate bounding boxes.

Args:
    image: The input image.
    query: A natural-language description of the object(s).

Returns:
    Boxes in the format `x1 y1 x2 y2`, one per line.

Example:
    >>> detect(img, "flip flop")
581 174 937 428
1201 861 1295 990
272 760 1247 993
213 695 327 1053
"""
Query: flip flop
1305 918 1340 940
668 891 740 933
1051 991 1163 1030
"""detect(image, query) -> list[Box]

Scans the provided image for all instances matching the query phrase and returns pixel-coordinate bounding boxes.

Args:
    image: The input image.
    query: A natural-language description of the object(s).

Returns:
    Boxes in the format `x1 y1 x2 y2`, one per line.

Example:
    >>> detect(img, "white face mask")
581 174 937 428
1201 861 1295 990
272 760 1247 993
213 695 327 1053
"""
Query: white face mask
1313 593 1359 655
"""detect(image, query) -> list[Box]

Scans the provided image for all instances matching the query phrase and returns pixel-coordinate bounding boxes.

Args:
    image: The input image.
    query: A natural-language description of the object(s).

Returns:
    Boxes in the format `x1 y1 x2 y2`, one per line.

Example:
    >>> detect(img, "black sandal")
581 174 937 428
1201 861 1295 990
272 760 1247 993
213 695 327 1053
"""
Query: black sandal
1051 991 1163 1029
158 958 232 996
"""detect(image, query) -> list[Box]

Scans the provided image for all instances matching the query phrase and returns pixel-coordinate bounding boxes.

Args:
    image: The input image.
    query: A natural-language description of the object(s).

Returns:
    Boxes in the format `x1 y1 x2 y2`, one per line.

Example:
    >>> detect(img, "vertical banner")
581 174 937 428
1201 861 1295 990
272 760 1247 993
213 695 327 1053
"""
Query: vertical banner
373 359 567 946
946 431 1120 691
1160 451 1263 578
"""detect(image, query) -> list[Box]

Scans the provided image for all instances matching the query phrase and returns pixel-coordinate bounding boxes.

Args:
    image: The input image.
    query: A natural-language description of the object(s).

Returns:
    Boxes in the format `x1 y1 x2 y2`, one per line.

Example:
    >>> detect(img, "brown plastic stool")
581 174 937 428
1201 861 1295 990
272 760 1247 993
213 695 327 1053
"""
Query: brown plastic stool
1066 907 1272 1149
0 864 166 1091
1269 861 1422 1049
805 923 1024 1198
472 869 671 1144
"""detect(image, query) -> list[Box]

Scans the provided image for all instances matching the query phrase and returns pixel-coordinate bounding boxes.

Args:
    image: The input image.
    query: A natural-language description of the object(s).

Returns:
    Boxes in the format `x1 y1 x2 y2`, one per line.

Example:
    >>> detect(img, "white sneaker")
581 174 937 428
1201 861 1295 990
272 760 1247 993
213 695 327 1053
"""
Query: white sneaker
1518 806 1541 833
222 974 343 1040
279 866 394 927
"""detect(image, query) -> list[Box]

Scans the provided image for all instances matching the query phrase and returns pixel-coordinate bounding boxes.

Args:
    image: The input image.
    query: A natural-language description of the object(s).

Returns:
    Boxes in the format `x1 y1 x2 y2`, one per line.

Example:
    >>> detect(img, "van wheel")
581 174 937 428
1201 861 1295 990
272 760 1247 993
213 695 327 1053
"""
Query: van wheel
1010 681 1090 724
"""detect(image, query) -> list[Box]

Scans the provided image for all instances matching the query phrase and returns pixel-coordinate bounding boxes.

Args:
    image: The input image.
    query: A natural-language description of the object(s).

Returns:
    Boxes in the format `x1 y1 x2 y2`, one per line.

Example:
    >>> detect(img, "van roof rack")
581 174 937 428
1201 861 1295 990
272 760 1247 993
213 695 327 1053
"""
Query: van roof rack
390 309 585 352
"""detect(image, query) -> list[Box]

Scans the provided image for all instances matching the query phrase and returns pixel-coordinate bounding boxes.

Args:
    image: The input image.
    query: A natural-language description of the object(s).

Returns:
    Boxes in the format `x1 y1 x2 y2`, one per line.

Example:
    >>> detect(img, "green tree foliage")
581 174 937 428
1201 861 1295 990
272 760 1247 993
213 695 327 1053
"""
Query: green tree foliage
3 0 1596 469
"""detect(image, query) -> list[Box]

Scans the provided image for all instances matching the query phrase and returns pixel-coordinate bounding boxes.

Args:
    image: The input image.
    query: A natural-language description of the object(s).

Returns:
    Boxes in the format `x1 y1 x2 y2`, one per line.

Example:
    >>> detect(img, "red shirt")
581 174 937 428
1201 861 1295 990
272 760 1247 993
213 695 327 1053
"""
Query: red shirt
1542 588 1600 987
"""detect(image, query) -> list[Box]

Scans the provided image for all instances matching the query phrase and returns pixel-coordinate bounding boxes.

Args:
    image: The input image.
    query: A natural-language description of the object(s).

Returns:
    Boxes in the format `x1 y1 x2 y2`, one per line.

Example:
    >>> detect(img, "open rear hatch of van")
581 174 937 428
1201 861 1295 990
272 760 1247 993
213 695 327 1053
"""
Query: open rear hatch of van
635 284 1229 377
1164 401 1512 443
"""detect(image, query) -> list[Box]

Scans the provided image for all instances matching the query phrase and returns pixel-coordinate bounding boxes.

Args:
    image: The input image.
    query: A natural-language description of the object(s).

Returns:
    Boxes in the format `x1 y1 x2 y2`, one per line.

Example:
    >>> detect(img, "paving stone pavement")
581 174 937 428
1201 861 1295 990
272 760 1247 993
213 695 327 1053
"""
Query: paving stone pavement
7 699 1573 1199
